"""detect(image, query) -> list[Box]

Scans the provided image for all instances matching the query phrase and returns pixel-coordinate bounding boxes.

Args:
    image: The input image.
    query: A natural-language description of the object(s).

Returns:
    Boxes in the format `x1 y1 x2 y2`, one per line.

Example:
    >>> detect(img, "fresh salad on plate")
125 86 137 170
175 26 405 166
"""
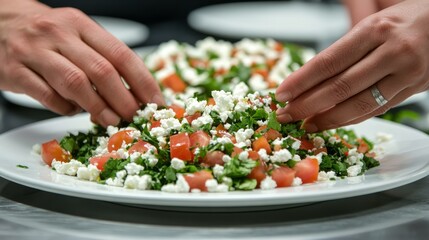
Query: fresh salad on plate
36 38 381 193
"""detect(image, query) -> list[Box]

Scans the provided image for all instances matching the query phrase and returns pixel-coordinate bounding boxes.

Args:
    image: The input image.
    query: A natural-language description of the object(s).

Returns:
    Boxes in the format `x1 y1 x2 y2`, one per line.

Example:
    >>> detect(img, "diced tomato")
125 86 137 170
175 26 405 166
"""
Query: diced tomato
128 140 156 154
357 138 369 153
108 130 134 152
202 150 225 167
273 41 284 52
266 129 282 141
314 147 328 155
150 120 161 129
89 152 121 171
161 73 187 93
266 58 278 70
334 134 353 149
189 58 208 68
252 68 269 79
299 137 315 151
247 160 267 188
189 130 211 154
41 139 71 166
214 68 227 76
252 136 271 154
293 157 319 184
271 166 296 188
231 146 244 157
170 133 192 161
169 104 185 119
184 112 201 124
207 98 216 106
248 150 260 160
183 170 214 192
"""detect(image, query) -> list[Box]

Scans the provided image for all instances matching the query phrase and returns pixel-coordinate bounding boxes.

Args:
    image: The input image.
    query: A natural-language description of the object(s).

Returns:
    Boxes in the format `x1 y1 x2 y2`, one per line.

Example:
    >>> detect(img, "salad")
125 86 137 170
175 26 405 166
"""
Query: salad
39 91 380 193
37 38 381 193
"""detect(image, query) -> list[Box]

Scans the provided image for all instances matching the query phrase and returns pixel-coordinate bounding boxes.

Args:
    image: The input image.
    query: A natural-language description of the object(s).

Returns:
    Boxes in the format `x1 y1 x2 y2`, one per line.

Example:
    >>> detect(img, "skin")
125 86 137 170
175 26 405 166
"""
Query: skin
0 0 164 127
276 0 429 132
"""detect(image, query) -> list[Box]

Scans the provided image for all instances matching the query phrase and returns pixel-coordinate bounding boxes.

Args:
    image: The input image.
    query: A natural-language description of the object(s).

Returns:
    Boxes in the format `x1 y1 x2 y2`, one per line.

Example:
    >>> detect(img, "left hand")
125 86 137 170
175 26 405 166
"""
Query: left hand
275 0 429 132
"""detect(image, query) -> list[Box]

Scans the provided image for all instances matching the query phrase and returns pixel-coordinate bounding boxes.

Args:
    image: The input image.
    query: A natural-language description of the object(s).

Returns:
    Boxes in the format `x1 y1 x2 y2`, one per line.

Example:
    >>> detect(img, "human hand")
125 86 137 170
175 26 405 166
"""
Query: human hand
0 0 164 127
275 0 429 132
342 0 403 26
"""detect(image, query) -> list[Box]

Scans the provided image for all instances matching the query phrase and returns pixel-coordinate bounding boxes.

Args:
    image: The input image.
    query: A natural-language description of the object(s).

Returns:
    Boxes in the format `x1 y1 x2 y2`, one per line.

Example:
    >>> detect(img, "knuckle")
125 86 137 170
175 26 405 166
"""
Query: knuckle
31 15 60 36
91 59 115 79
110 43 134 63
288 102 313 120
331 78 352 102
317 52 337 77
37 88 57 107
352 98 375 115
63 69 87 92
373 16 396 36
59 7 85 22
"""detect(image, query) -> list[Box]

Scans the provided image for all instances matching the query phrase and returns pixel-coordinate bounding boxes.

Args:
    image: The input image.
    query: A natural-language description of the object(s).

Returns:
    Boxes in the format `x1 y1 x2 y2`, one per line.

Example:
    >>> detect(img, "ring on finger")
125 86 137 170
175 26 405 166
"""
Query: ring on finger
370 85 388 107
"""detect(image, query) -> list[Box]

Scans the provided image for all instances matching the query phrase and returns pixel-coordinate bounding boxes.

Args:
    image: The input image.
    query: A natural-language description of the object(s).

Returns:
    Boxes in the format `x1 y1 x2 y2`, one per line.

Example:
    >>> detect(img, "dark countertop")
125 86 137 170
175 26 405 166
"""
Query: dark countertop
0 18 428 240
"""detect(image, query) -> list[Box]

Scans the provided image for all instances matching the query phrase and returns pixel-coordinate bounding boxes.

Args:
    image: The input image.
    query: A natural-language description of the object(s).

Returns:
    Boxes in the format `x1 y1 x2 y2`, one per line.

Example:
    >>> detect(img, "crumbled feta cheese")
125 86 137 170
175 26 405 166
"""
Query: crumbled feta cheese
222 155 232 163
292 154 301 161
235 129 254 145
153 109 176 120
347 165 362 177
249 74 268 91
106 126 119 137
318 171 337 181
191 115 214 129
375 132 393 143
52 159 85 176
232 82 250 98
328 136 340 144
258 149 270 162
150 127 168 137
270 149 292 163
346 148 364 165
205 179 229 192
238 151 249 161
129 152 142 162
212 90 235 112
212 164 224 178
125 162 144 175
292 177 303 186
260 176 277 190
124 175 151 190
137 103 158 120
160 118 182 132
32 144 41 155
161 174 190 193
291 139 301 150
171 158 186 170
116 148 129 159
185 98 207 115
106 170 127 187
76 164 100 181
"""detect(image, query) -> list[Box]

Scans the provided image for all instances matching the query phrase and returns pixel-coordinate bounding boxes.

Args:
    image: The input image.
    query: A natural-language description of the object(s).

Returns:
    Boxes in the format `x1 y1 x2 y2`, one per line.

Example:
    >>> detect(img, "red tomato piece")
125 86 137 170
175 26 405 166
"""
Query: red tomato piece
169 104 185 119
170 133 192 161
89 152 121 171
293 157 319 184
150 119 161 129
161 73 187 93
41 139 71 166
184 112 201 125
247 160 267 188
128 140 156 154
252 136 271 154
207 98 216 106
299 138 315 151
108 130 134 152
231 146 244 157
189 130 211 152
202 150 225 167
248 150 260 160
183 170 214 192
271 166 296 188
357 138 369 153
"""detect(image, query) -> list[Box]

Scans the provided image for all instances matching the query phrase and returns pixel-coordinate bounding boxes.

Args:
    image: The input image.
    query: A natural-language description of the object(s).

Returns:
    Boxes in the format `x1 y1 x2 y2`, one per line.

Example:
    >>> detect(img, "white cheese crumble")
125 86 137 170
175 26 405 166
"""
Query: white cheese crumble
292 177 303 186
76 164 100 181
270 149 292 163
124 175 152 190
205 179 229 192
171 158 186 170
125 162 144 175
260 176 277 190
318 171 337 181
347 165 363 177
161 174 190 193
52 159 85 176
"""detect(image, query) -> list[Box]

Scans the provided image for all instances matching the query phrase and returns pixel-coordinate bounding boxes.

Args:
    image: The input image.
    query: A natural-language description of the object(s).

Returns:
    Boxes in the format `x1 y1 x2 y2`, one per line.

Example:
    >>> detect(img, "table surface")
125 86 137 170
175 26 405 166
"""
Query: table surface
0 19 428 240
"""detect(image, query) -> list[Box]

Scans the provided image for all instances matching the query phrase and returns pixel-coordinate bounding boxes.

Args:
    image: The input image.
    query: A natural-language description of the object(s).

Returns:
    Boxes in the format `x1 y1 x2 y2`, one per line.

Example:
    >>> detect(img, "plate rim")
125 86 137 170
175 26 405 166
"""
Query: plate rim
0 114 428 207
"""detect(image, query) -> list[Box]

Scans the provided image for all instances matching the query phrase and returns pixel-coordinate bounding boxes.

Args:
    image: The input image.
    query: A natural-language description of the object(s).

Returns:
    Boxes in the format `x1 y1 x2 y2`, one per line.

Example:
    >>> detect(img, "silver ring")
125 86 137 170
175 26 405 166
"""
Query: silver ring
370 85 388 107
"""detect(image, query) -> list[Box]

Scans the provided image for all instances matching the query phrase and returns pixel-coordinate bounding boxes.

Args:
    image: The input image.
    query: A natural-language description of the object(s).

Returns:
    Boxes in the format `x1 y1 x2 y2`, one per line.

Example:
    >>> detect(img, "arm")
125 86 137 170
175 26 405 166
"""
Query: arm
0 0 164 127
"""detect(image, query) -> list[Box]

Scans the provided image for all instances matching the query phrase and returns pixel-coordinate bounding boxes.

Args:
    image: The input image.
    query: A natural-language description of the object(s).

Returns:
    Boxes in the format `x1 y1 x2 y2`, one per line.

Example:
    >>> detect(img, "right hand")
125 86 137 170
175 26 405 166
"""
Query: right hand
0 0 164 127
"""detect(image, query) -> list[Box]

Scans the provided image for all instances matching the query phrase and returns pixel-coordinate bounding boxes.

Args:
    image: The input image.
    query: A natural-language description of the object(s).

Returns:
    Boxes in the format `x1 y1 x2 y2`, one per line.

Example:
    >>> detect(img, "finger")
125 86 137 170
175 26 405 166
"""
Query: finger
13 65 80 115
58 40 140 120
276 43 397 123
341 88 418 126
79 18 165 106
300 74 406 132
275 21 383 103
24 50 120 127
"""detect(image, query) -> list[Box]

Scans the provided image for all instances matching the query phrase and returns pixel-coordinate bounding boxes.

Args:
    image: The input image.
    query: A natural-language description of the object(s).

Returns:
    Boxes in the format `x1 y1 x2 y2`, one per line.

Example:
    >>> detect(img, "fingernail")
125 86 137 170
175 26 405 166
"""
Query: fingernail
275 90 292 102
277 112 293 123
151 94 165 106
100 108 120 127
302 122 318 133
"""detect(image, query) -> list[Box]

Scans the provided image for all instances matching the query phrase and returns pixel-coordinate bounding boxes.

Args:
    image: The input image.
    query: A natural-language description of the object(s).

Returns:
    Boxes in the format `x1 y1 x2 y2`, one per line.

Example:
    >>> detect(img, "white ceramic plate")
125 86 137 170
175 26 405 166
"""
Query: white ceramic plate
0 114 427 209
188 2 349 44
91 16 149 47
